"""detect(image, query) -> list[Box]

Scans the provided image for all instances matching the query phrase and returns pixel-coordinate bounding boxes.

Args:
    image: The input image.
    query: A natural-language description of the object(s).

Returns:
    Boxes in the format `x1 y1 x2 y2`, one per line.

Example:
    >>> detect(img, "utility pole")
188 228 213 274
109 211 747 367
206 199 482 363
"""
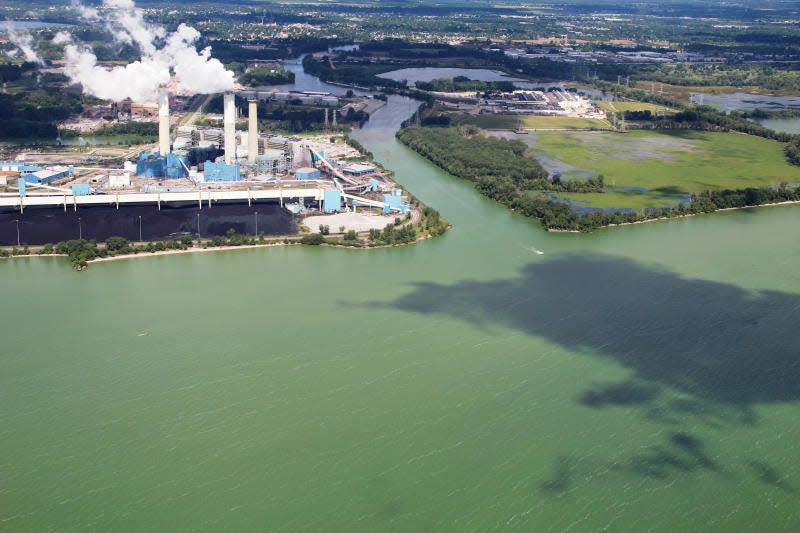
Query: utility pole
254 211 258 236
196 212 201 240
14 219 19 246
138 215 142 242
78 217 82 240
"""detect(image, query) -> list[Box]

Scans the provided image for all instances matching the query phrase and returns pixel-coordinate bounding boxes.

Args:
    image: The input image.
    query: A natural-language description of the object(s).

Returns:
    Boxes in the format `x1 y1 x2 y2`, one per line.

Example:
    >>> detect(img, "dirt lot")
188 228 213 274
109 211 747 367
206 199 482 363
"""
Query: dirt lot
302 211 395 233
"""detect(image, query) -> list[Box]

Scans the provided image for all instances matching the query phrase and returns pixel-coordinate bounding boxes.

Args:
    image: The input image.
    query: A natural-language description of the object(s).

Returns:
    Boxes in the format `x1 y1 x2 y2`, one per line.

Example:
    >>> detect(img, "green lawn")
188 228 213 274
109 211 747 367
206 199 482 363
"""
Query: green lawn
595 100 674 114
452 114 518 130
521 116 613 130
530 130 800 208
553 190 681 209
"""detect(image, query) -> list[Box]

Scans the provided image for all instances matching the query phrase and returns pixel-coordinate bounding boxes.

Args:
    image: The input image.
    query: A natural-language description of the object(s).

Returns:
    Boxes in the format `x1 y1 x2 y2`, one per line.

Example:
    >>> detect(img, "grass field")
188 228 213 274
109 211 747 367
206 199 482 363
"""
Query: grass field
521 116 613 130
452 114 518 130
595 100 673 114
629 81 794 103
527 130 800 208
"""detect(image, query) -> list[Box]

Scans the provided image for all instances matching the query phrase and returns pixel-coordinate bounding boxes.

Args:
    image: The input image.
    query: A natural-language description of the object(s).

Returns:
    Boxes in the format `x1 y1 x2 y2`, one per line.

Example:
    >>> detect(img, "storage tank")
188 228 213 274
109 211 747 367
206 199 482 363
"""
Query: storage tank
295 167 320 181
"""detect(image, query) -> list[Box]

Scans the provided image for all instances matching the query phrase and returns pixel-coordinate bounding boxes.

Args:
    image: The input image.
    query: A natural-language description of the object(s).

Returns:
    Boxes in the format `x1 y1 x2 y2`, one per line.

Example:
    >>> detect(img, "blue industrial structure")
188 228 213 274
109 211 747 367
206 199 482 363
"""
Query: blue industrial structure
323 189 342 213
382 193 410 214
24 166 73 184
296 167 321 181
310 150 325 163
343 164 376 176
368 178 380 192
18 175 25 197
203 161 241 182
71 183 91 196
19 164 41 175
136 151 189 179
188 146 222 168
0 161 39 173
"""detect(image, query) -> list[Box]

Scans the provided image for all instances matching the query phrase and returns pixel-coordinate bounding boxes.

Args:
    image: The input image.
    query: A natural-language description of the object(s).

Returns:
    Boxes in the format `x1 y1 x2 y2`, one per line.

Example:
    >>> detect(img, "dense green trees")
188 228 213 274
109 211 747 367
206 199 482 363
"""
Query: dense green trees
396 125 548 183
0 89 85 140
661 106 795 142
300 233 325 245
785 138 800 166
635 63 800 92
238 67 295 86
397 124 800 231
416 76 515 93
302 55 406 89
368 223 417 245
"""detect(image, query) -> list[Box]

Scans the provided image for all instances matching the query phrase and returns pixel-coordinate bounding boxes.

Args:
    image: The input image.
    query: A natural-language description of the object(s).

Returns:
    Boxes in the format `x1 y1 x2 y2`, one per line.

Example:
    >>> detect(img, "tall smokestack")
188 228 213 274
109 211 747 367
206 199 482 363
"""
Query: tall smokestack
224 91 236 165
158 87 170 156
248 99 258 163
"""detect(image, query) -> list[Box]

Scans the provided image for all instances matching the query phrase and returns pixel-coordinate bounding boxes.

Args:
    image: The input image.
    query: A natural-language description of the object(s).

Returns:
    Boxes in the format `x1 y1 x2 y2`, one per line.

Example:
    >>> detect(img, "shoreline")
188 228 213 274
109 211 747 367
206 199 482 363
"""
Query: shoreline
90 229 442 264
546 199 800 232
0 226 444 266
90 241 292 263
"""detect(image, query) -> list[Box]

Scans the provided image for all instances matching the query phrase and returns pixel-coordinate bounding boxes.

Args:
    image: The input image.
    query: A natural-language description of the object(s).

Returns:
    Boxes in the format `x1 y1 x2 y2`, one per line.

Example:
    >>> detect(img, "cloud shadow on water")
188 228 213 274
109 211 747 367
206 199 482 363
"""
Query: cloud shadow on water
375 254 800 488
380 254 799 412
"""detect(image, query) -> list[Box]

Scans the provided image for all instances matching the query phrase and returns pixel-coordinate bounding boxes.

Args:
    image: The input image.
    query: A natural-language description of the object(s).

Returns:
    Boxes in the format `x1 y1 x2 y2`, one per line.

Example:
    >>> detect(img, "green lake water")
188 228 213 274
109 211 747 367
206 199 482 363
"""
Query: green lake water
2 96 800 531
757 118 800 135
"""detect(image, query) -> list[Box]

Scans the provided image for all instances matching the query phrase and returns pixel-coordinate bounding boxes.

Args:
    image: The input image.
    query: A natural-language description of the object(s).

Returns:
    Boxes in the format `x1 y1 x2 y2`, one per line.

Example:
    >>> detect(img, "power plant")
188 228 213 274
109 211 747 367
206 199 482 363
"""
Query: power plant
135 89 292 183
4 87 411 219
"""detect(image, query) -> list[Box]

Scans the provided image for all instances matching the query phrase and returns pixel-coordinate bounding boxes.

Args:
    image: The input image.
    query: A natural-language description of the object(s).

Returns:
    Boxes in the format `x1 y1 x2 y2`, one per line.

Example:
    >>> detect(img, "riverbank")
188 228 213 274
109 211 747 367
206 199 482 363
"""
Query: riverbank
91 241 294 264
547 199 800 232
0 204 448 269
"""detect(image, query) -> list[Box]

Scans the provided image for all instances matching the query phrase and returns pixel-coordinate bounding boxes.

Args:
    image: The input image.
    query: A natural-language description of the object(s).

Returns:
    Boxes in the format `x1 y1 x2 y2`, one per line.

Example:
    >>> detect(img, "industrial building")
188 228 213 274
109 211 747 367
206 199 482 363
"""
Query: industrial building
136 152 189 179
204 161 242 182
71 183 91 196
3 85 412 223
323 189 342 213
1 161 42 176
343 164 377 176
238 89 339 106
382 189 409 213
23 166 74 184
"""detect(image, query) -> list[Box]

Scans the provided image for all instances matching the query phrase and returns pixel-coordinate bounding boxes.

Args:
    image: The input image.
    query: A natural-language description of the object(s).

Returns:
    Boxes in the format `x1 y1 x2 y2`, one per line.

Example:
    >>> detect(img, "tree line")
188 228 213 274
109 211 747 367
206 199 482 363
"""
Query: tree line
416 76 516 94
0 89 85 140
396 124 800 231
238 67 295 87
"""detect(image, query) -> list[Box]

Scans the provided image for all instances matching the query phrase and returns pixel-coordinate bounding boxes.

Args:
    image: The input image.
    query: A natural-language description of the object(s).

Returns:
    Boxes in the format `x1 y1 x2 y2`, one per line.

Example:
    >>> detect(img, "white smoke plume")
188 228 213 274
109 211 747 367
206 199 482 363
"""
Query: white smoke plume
53 31 73 45
64 0 234 102
4 25 44 65
70 0 99 22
